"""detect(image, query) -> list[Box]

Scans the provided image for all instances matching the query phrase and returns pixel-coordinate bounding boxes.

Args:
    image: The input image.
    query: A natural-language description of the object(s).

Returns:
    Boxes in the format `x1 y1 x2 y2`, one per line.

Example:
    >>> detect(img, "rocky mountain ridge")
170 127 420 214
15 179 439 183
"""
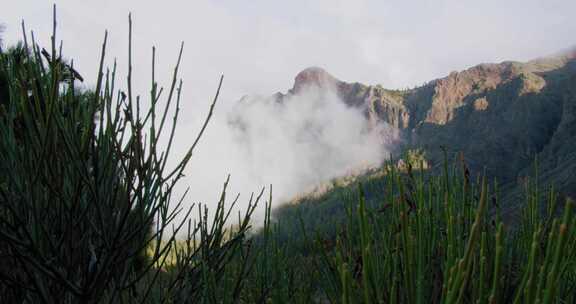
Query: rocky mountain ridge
242 50 576 211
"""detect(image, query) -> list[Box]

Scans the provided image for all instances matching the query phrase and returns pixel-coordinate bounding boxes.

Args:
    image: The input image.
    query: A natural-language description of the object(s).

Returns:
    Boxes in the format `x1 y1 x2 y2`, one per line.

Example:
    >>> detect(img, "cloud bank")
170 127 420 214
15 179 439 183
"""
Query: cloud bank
174 84 390 223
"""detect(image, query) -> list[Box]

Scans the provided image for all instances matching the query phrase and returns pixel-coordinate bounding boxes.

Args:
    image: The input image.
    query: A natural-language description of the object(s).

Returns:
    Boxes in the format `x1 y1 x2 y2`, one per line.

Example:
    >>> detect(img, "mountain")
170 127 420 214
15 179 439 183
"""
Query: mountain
250 50 576 216
264 66 410 150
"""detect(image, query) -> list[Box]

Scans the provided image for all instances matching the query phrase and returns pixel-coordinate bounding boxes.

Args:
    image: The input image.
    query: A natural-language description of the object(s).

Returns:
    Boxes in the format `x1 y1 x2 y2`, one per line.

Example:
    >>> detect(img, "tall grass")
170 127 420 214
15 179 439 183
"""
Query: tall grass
306 156 575 304
0 7 262 303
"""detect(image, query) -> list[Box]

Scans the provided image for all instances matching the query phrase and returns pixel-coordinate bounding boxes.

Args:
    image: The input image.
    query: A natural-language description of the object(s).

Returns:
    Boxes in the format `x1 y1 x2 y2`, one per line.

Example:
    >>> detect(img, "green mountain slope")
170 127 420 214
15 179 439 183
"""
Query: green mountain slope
264 50 576 219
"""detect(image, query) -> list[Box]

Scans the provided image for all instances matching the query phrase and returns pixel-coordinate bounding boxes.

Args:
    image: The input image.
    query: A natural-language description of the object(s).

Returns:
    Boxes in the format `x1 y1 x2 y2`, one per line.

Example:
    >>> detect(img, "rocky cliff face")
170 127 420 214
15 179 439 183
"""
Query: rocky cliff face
409 53 576 185
424 62 521 125
244 50 576 208
270 66 412 145
414 55 576 214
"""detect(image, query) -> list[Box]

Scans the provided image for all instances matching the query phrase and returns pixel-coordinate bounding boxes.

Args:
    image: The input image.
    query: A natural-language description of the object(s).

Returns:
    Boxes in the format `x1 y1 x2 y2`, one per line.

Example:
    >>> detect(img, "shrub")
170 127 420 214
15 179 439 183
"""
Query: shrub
0 8 260 303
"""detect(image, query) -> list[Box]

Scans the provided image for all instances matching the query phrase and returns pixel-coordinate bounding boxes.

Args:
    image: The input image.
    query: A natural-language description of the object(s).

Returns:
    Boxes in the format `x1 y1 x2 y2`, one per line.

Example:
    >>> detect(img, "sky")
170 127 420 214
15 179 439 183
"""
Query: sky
2 0 575 223
3 1 575 99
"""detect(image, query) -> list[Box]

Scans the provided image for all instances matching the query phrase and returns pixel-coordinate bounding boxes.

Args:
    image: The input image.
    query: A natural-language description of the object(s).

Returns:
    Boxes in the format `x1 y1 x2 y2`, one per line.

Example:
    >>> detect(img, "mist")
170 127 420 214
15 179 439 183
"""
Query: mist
172 82 391 224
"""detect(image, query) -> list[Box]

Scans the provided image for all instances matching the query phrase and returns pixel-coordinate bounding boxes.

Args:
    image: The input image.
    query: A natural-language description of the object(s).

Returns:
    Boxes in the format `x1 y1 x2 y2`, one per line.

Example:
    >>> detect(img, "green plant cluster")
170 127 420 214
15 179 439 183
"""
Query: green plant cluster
266 150 576 303
308 159 575 303
0 9 263 303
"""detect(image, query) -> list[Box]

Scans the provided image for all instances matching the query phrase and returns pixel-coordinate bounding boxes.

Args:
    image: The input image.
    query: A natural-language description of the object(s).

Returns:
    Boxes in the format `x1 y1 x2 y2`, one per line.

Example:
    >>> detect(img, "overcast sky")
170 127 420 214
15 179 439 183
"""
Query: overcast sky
3 0 575 101
2 1 576 219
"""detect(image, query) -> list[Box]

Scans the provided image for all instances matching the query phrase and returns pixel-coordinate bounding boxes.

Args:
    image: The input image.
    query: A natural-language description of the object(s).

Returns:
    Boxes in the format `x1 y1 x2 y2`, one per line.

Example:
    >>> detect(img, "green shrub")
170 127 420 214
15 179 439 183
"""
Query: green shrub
294 156 576 304
0 8 260 303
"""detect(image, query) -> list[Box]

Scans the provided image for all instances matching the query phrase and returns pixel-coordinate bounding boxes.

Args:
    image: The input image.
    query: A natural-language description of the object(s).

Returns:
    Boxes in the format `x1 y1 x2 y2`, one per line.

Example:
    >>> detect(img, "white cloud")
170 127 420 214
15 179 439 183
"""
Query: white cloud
175 85 390 224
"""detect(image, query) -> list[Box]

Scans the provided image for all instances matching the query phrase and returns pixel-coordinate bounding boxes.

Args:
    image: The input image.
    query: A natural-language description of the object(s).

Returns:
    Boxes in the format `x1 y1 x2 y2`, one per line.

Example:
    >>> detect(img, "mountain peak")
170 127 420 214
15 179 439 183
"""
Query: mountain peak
292 66 340 92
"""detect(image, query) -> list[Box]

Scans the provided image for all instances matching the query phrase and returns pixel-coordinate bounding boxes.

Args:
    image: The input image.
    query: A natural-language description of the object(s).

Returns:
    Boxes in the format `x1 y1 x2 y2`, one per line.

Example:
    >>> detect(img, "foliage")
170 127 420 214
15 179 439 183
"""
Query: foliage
272 154 576 304
254 150 576 304
0 8 261 303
